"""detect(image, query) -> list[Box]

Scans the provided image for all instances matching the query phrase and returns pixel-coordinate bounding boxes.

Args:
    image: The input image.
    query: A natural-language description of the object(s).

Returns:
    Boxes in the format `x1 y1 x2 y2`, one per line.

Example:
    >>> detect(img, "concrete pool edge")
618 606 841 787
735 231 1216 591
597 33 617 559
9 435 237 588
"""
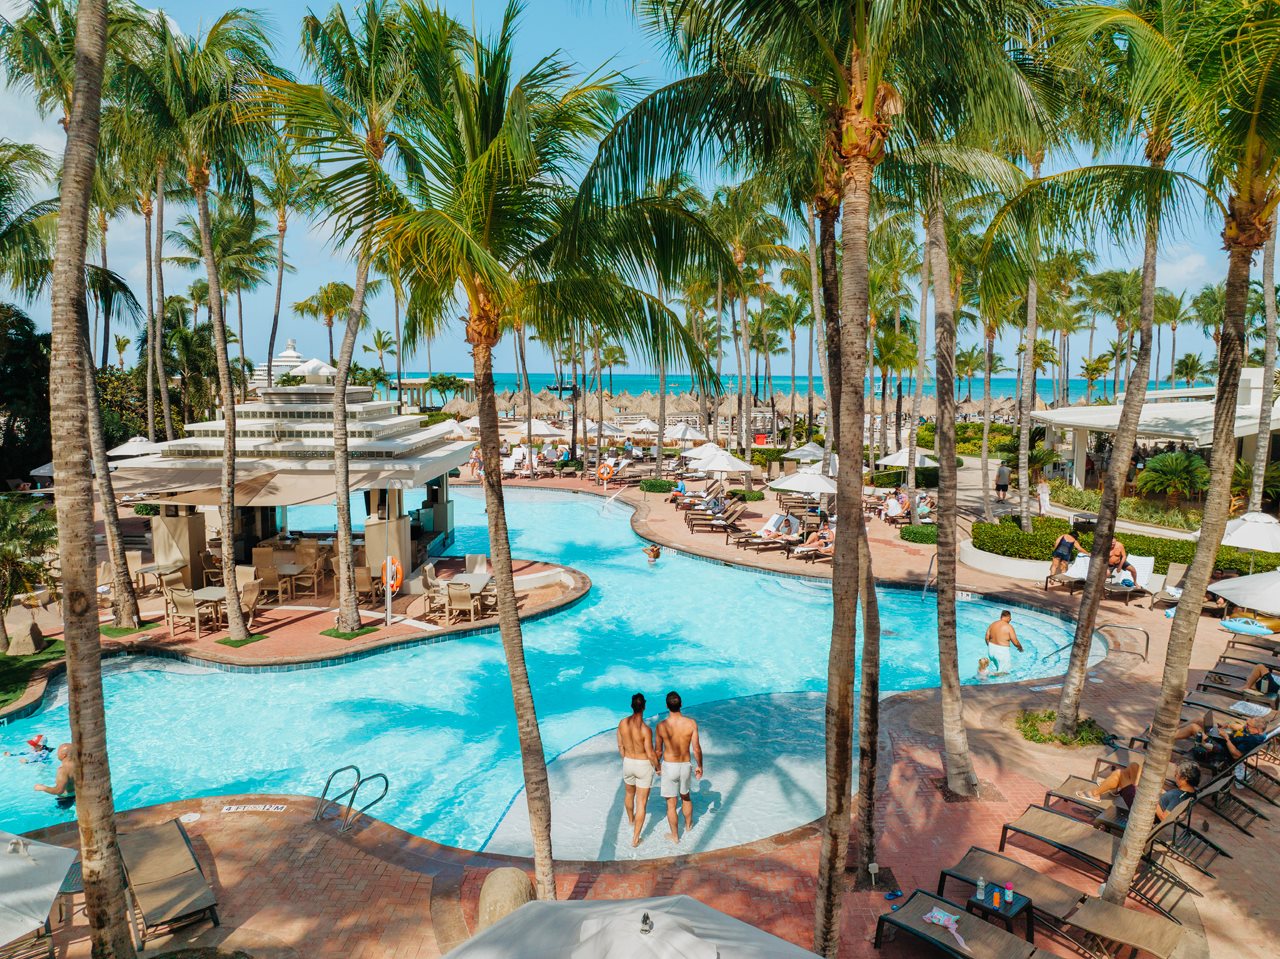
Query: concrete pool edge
0 560 592 724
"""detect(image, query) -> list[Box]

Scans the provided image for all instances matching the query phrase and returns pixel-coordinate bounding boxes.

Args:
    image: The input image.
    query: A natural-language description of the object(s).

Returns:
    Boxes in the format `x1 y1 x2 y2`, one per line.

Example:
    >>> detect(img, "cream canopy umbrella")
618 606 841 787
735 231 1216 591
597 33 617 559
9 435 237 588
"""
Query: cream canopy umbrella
682 441 723 460
1207 569 1280 615
783 441 824 461
697 447 755 475
1199 512 1280 571
107 436 164 457
291 357 337 379
630 418 661 435
664 423 706 443
442 895 819 959
0 828 78 950
877 448 938 468
769 471 837 495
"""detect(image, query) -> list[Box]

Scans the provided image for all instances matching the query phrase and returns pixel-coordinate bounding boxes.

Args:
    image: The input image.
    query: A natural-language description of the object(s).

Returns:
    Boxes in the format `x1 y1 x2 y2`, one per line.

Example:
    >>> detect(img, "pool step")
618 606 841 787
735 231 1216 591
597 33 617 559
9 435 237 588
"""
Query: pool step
313 764 390 832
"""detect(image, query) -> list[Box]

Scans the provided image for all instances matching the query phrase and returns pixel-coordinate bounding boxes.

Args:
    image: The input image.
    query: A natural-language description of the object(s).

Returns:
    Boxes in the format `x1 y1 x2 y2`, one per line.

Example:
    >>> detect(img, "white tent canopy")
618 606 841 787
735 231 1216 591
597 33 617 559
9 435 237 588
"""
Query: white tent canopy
1206 512 1280 554
664 423 706 442
0 828 77 950
769 471 837 495
1208 569 1280 615
443 896 819 959
876 448 937 468
696 447 755 474
107 436 164 457
782 441 824 461
629 418 661 434
290 357 338 378
1034 398 1278 447
503 418 566 439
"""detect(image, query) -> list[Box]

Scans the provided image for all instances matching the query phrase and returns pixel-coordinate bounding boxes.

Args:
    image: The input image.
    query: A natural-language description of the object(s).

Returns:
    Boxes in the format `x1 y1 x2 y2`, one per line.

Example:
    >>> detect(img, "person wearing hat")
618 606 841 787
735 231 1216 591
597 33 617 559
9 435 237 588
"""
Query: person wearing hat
3 734 53 764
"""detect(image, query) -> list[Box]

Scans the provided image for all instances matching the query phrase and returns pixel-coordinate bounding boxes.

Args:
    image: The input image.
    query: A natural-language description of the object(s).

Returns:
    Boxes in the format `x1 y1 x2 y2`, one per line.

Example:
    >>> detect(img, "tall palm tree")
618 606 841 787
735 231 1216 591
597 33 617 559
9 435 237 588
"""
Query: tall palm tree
602 343 627 394
1250 223 1277 511
369 3 720 898
1080 355 1111 401
122 8 282 642
293 280 359 362
254 134 318 387
89 149 132 367
44 0 136 953
362 328 397 376
1154 288 1192 390
1173 352 1208 387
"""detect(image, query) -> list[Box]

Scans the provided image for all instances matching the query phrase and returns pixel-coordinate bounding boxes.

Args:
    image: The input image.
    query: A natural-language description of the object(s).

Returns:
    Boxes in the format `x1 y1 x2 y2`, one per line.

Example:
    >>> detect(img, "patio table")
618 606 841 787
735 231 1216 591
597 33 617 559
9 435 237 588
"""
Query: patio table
192 586 228 626
133 561 186 591
449 573 493 596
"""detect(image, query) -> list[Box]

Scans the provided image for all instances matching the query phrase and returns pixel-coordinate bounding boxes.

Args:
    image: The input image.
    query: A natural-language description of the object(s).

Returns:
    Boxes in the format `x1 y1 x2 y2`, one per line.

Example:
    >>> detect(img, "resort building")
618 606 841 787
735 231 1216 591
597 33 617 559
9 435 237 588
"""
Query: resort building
1034 367 1280 488
109 366 473 587
247 338 306 392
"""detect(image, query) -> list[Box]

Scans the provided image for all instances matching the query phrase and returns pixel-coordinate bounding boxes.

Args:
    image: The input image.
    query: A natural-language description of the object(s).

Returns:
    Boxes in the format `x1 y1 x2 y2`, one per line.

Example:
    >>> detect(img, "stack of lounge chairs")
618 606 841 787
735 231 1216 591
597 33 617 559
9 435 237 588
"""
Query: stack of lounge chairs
117 819 219 946
685 501 746 534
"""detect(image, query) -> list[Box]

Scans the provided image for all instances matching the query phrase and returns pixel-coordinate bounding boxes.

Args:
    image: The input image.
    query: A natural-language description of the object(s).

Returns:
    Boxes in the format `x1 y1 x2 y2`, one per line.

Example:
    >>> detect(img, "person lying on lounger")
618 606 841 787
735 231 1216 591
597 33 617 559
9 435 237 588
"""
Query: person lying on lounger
1240 663 1280 697
801 522 832 547
1076 759 1200 820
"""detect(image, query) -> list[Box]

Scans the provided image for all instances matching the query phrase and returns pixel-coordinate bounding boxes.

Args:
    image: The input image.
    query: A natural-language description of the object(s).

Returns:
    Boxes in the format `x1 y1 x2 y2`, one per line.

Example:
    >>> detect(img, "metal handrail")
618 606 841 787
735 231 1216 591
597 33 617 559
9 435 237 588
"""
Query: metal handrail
313 764 361 823
923 554 937 596
1097 622 1152 661
341 773 390 832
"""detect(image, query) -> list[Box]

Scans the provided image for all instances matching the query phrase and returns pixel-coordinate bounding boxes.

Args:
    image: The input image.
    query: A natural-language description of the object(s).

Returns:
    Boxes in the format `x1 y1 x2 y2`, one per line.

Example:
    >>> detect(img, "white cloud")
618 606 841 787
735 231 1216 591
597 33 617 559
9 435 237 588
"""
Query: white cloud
1157 245 1225 294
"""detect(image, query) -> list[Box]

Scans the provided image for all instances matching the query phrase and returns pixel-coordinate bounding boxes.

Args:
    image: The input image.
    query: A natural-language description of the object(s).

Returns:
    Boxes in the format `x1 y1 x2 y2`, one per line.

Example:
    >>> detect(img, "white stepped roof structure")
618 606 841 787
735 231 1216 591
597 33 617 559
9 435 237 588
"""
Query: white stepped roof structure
110 383 473 501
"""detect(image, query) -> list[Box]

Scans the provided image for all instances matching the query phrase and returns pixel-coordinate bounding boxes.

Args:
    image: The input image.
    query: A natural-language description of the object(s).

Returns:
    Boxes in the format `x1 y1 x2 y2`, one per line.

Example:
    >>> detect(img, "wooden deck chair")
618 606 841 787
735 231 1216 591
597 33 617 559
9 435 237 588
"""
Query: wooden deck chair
117 819 219 945
446 581 478 623
166 588 218 640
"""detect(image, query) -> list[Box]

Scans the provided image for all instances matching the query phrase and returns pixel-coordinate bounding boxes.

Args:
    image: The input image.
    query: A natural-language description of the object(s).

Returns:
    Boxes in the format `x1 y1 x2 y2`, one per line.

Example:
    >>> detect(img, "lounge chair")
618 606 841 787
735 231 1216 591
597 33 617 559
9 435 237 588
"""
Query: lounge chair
873 890 1039 959
1148 562 1221 615
292 543 321 597
937 847 1185 958
1103 554 1155 605
1045 555 1090 594
117 819 219 945
687 503 744 532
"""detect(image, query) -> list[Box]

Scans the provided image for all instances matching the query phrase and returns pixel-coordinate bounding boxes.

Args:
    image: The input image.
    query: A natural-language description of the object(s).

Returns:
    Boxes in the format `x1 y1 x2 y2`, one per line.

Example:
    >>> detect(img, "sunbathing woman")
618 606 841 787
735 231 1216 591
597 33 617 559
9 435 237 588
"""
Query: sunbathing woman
801 523 832 547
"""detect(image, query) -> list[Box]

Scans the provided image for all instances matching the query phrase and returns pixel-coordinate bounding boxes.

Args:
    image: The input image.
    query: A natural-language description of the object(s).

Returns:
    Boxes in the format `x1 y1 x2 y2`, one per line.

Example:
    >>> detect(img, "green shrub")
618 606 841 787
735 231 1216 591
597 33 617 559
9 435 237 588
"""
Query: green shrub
638 479 676 494
729 488 766 502
750 447 788 467
870 467 940 487
421 411 455 427
561 459 583 472
133 503 159 516
973 516 1280 574
1016 709 1108 746
917 421 1013 453
1048 479 1203 531
899 524 938 544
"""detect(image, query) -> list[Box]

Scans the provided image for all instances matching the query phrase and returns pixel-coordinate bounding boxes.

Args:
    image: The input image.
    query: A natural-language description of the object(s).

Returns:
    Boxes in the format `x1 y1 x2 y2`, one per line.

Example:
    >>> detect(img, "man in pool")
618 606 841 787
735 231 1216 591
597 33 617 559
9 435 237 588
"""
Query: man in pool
656 691 702 844
983 611 1023 674
617 693 659 847
33 742 75 801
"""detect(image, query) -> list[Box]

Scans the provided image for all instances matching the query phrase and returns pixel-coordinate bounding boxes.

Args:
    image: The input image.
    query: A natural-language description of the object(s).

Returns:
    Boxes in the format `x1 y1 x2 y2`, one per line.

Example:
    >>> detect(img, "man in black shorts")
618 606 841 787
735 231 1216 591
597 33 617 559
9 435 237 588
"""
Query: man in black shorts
1077 759 1200 820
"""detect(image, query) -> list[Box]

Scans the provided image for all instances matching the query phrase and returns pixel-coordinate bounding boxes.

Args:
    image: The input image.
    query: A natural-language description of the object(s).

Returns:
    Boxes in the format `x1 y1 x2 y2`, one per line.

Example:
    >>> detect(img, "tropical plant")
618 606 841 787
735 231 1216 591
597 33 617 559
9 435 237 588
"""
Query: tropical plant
0 494 58 651
1173 352 1208 387
113 332 130 369
293 281 360 363
362 328 397 376
1080 355 1111 401
1135 450 1210 506
600 344 627 394
956 344 984 400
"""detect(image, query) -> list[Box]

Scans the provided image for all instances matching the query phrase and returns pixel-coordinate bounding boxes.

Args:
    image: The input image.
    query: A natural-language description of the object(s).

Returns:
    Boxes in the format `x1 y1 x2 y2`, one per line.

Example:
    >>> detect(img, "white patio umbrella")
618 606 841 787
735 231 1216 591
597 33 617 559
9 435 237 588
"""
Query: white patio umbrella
458 416 482 433
681 442 724 461
769 471 837 495
0 829 77 951
782 441 824 462
504 418 565 439
696 447 755 475
1207 569 1280 615
876 448 938 468
1196 512 1280 572
443 895 818 959
664 423 706 443
630 418 661 434
107 436 164 457
584 419 626 438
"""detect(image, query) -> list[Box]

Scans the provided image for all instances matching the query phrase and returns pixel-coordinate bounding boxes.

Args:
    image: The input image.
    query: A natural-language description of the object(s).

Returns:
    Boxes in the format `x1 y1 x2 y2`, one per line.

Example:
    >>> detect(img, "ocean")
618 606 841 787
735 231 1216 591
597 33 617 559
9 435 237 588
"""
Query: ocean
390 371 1200 403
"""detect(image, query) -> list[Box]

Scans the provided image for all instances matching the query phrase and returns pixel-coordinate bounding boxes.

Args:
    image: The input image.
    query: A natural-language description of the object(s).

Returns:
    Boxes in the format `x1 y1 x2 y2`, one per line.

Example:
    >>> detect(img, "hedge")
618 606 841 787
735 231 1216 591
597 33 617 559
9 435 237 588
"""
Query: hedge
750 447 788 467
899 524 938 545
971 517 1280 575
729 488 766 502
870 467 940 488
1048 479 1202 532
133 503 159 516
638 479 675 493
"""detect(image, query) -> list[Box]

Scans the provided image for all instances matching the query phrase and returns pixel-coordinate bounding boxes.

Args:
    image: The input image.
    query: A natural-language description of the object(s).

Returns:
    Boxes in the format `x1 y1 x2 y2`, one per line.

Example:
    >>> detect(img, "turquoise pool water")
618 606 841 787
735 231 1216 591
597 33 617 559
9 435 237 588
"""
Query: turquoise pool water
1 489 1096 848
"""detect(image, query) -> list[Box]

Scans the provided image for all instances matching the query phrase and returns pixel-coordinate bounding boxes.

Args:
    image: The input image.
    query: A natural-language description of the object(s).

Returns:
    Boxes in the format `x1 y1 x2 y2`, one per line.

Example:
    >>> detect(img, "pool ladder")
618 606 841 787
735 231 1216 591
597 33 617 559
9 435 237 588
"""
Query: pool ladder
313 764 390 832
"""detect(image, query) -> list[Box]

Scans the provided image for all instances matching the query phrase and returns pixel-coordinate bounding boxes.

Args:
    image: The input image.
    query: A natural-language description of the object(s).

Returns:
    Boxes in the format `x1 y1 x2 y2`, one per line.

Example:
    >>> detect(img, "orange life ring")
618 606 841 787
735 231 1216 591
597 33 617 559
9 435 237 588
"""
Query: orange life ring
381 556 404 594
597 464 615 481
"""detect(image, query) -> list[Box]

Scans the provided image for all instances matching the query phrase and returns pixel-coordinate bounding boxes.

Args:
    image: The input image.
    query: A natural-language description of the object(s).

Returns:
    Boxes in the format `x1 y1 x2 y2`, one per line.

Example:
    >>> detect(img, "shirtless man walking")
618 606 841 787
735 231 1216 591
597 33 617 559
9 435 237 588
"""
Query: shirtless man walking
983 611 1024 675
616 693 658 847
655 691 703 844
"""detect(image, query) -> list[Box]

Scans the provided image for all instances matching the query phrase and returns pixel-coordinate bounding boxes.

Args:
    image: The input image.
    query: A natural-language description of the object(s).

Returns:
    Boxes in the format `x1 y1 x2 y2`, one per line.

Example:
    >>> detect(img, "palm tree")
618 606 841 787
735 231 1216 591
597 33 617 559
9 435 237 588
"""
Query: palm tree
366 4 719 898
764 290 810 447
956 344 984 401
113 332 129 369
1173 353 1208 387
1080 355 1111 402
89 149 132 368
254 135 318 388
1135 450 1210 506
1154 289 1193 389
362 328 397 376
121 9 282 642
43 0 137 953
293 281 359 362
1250 225 1277 512
601 344 627 394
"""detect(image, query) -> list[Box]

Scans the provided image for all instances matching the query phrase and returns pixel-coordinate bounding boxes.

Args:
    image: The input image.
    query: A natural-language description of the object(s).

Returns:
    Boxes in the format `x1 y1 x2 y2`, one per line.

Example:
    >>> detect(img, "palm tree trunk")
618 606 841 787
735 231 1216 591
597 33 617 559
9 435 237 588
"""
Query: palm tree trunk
908 245 929 522
1103 237 1249 905
851 531 881 883
327 320 335 366
735 292 747 454
929 204 978 795
656 363 667 478
1169 324 1177 387
470 310 557 899
97 219 109 368
49 3 138 952
1249 222 1276 512
194 182 247 640
393 294 403 413
814 157 876 958
788 332 797 449
1153 325 1161 394
1055 182 1161 737
85 356 140 629
713 275 724 442
818 205 842 468
519 324 533 476
596 337 606 477
143 197 156 441
266 212 287 390
153 166 175 441
807 206 822 440
1017 266 1039 533
981 329 995 522
236 288 247 401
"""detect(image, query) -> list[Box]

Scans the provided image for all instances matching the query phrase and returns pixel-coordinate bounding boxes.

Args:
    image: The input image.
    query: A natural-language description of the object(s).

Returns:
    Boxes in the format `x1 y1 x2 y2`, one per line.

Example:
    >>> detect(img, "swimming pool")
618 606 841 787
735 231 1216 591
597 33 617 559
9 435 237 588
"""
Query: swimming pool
1 488 1100 856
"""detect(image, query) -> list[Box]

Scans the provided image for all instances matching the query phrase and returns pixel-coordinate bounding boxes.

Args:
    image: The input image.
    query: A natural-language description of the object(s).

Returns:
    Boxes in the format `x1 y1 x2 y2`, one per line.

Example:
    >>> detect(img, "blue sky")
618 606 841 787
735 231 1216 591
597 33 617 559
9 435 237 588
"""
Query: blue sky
0 0 1234 379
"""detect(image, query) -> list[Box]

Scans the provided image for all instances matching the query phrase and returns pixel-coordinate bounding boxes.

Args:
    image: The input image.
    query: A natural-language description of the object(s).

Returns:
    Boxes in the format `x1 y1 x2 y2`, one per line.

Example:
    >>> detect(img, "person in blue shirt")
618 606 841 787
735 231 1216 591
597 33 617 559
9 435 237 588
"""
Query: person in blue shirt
1175 711 1270 764
667 479 687 503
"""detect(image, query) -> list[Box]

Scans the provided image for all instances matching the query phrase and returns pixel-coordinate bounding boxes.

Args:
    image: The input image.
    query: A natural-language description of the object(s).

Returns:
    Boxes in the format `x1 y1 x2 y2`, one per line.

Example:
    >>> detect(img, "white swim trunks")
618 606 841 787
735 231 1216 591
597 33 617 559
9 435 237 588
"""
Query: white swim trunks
660 761 692 798
622 758 654 788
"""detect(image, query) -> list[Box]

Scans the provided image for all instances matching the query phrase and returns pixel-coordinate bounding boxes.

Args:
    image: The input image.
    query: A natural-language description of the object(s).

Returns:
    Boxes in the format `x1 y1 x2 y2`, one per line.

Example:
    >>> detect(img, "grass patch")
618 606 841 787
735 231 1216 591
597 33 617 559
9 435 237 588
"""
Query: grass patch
0 640 66 710
215 634 270 649
1016 709 1108 746
99 620 162 638
320 625 380 641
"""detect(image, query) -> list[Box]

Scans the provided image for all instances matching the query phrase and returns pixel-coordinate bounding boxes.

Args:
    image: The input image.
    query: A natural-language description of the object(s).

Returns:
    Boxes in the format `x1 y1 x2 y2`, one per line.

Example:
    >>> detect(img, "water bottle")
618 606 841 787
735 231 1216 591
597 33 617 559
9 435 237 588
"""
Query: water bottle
1003 882 1014 906
975 876 986 901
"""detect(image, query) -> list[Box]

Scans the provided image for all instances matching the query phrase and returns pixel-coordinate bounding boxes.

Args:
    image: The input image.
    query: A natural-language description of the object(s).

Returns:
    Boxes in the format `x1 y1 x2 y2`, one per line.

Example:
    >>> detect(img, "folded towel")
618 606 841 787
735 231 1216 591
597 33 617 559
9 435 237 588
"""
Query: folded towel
1165 585 1183 599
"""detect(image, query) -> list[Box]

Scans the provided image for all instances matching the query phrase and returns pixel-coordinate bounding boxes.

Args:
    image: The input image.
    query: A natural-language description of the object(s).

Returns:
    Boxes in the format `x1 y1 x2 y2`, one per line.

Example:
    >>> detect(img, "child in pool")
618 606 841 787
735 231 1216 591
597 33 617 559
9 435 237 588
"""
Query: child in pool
976 657 991 681
643 545 662 564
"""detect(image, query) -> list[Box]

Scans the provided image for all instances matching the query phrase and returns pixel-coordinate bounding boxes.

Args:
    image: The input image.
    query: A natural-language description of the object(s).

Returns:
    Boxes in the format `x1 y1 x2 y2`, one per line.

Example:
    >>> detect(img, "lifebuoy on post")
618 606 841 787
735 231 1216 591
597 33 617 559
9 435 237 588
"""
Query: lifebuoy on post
597 464 615 482
381 556 404 594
